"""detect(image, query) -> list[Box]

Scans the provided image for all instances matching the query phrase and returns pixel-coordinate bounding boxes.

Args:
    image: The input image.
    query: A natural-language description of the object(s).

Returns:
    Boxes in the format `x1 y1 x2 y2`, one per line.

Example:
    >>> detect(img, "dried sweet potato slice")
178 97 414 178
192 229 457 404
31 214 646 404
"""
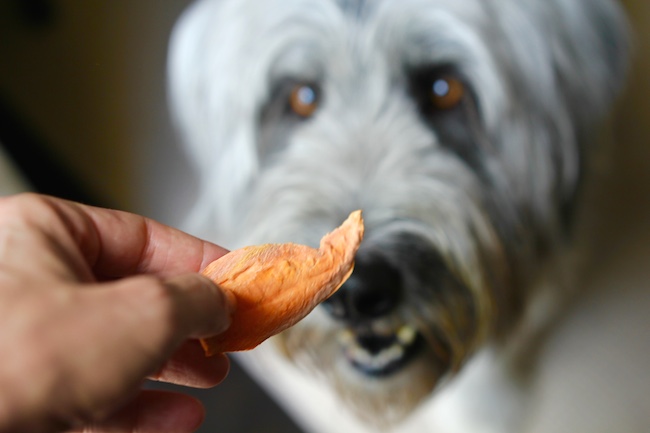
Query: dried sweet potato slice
200 210 364 355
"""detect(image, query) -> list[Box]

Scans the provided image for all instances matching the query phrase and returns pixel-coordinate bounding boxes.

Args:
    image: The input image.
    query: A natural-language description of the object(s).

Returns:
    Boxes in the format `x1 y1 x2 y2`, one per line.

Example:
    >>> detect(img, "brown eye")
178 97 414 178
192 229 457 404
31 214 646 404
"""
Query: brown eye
430 76 465 110
289 84 319 117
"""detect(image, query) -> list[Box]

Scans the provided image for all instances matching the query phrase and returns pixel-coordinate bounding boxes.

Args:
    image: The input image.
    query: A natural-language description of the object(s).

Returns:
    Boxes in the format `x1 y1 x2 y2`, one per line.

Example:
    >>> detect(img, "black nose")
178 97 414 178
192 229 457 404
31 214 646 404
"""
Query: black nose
322 256 402 321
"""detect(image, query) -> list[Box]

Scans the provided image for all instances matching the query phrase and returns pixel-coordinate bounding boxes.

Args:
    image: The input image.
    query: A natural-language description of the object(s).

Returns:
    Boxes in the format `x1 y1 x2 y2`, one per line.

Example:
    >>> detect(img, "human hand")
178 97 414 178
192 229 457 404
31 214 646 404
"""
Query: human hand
0 194 234 433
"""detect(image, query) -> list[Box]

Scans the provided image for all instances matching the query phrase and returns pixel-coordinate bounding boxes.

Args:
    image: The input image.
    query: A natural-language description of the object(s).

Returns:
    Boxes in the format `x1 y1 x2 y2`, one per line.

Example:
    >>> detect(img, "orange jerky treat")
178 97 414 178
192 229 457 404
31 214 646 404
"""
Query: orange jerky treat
200 210 364 355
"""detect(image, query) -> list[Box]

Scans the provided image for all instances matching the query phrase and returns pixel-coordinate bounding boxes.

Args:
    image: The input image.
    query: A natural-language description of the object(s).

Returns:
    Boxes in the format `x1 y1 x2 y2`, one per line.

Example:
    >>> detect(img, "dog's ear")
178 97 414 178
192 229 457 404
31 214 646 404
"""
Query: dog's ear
491 0 630 233
543 0 630 225
500 0 630 131
167 0 262 236
546 0 630 230
167 0 245 165
543 0 630 130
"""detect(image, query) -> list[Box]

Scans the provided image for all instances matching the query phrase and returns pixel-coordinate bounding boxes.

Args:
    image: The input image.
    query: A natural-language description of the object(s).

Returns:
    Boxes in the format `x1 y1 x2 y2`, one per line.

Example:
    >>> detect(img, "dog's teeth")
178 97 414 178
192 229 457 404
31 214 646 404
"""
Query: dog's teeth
347 344 373 364
344 340 407 370
338 329 355 345
339 325 421 373
397 325 417 346
374 344 404 368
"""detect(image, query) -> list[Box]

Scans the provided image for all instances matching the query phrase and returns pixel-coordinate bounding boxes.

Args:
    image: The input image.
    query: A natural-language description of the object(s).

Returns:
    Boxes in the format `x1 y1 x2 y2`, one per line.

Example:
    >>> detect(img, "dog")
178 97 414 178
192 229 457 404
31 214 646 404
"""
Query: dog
167 0 629 431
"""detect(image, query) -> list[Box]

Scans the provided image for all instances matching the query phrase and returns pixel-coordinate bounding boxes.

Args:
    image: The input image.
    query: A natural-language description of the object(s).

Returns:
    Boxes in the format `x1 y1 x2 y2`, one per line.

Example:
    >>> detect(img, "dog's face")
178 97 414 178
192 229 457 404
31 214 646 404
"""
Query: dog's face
169 0 628 424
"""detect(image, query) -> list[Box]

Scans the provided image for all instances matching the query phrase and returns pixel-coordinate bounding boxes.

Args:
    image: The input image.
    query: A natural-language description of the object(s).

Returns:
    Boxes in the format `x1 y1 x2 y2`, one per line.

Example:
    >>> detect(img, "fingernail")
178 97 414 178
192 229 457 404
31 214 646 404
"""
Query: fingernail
164 274 234 337
222 289 237 316
207 278 236 335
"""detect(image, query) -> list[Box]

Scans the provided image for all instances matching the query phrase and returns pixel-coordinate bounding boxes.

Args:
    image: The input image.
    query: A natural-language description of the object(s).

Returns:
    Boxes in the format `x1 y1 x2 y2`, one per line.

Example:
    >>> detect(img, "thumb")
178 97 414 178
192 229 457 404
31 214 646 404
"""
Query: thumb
7 274 235 432
49 274 234 427
160 273 234 340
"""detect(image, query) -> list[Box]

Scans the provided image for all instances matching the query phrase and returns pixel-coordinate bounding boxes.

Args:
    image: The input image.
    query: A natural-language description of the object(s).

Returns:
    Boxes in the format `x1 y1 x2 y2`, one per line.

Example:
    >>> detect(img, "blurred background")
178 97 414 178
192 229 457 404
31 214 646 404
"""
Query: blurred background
0 0 648 432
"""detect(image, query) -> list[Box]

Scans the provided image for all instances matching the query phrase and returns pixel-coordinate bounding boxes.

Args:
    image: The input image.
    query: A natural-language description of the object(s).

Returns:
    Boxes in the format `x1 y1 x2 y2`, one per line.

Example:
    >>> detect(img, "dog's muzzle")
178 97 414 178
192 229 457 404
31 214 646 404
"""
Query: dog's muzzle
322 257 425 376
319 232 481 379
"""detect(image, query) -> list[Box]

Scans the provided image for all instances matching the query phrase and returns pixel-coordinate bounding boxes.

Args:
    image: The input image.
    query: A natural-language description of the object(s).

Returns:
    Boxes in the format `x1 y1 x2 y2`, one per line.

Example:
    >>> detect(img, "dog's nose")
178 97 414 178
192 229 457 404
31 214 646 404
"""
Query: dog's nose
322 257 402 321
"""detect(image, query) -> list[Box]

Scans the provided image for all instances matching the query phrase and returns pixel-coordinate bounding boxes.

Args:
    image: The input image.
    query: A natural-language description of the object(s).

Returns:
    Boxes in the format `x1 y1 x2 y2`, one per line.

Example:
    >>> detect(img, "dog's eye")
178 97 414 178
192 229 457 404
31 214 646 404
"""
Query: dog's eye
429 76 465 111
289 84 319 118
408 67 470 116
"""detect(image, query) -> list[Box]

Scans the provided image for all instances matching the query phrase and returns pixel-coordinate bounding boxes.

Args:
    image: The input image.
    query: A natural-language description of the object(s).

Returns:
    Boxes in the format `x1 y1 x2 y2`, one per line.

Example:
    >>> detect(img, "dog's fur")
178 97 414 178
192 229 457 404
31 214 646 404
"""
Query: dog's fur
167 0 629 431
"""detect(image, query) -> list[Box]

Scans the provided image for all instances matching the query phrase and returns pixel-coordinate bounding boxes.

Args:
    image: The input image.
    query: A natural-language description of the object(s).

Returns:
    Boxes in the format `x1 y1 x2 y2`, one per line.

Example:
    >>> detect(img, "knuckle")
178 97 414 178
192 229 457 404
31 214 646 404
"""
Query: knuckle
0 192 46 210
0 193 59 224
131 276 180 331
106 276 184 355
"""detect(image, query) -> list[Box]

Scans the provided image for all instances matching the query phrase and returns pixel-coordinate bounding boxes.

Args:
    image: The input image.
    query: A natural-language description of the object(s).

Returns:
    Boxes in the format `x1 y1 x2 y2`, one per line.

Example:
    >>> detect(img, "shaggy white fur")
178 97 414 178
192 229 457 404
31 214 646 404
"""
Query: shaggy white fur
168 1 629 431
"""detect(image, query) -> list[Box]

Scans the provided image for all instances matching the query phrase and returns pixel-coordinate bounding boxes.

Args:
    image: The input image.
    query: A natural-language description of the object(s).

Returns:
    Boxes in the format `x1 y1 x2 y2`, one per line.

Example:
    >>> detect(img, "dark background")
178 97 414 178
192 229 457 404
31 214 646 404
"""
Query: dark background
0 1 648 432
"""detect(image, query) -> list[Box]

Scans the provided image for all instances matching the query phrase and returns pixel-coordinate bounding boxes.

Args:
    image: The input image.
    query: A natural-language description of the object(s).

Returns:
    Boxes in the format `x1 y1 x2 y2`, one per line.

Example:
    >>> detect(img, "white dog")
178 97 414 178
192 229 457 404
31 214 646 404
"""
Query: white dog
167 0 629 431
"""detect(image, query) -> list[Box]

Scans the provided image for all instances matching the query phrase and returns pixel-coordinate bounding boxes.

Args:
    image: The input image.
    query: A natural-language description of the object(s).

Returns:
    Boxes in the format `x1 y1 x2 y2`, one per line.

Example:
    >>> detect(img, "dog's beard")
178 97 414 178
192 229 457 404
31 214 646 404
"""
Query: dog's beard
168 0 629 427
277 313 445 425
272 231 503 425
238 157 514 424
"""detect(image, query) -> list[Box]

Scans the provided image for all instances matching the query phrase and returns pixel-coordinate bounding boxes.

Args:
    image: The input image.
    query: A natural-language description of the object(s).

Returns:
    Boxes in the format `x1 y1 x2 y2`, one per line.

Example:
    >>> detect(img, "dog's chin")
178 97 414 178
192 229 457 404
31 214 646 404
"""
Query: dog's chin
276 318 450 425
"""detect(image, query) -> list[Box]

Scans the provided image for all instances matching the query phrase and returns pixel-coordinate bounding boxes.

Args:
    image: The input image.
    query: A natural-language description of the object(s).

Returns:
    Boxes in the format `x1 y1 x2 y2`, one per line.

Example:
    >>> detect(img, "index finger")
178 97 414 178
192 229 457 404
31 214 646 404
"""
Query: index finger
48 196 228 279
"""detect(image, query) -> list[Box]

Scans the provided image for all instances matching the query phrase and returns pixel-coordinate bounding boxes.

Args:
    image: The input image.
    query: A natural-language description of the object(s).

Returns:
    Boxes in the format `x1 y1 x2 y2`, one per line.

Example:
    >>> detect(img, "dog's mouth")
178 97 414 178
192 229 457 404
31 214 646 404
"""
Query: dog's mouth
338 325 424 377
